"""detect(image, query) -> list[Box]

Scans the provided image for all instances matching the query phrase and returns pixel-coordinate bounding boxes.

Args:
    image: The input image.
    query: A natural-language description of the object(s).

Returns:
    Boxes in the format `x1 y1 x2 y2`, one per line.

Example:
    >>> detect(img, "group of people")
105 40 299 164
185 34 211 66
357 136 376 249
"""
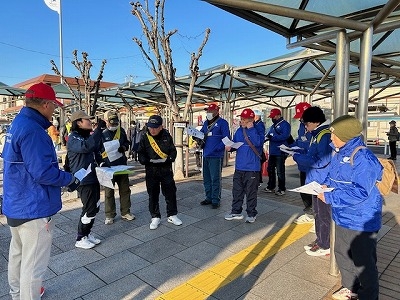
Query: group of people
286 103 382 300
0 83 182 299
197 102 383 300
1 82 384 299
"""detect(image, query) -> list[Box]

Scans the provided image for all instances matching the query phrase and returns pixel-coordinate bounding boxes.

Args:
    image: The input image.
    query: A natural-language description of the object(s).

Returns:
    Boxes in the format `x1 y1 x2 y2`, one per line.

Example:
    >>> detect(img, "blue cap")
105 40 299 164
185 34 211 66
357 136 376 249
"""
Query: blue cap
147 115 163 128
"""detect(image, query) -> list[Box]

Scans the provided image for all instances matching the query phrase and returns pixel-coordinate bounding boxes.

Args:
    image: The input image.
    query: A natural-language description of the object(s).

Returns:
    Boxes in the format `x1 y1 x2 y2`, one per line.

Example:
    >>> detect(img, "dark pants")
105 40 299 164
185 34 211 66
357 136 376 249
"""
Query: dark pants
203 157 223 205
231 170 259 217
145 165 178 218
313 195 331 249
104 174 131 218
267 154 286 191
389 141 397 158
335 224 379 300
77 183 100 240
300 171 313 214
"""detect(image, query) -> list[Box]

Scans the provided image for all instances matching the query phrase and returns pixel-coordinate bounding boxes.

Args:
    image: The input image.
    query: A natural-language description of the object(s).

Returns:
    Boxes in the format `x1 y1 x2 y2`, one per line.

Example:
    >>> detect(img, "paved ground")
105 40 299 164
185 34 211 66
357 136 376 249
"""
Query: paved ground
0 154 399 300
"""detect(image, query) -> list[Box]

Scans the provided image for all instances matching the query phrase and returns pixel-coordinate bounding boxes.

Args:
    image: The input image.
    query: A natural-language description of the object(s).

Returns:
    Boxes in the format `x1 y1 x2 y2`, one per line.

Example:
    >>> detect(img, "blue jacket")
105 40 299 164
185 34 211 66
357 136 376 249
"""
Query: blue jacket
67 129 103 185
323 137 383 232
266 117 291 155
233 126 264 171
290 121 312 172
201 117 230 158
1 107 73 219
293 122 332 184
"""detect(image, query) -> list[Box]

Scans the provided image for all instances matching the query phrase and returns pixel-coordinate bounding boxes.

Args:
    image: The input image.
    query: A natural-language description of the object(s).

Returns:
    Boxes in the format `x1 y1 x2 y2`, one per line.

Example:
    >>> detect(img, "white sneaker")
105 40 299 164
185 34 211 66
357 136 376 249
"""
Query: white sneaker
75 236 95 249
224 213 244 220
104 217 114 225
87 233 101 245
121 213 135 221
294 214 314 224
332 286 358 300
245 216 256 223
167 215 183 226
303 240 317 251
150 217 161 230
306 244 330 256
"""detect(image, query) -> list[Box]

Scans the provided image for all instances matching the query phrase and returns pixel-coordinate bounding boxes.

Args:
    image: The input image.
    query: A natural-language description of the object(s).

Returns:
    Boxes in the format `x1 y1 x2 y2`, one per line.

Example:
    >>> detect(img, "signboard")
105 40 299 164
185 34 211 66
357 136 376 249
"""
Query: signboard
173 122 188 128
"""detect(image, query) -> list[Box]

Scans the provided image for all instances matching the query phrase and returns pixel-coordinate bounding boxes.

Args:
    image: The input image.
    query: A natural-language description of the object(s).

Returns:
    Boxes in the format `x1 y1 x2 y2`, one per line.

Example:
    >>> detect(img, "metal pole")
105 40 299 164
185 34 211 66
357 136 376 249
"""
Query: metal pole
357 26 374 138
329 30 350 277
59 0 63 82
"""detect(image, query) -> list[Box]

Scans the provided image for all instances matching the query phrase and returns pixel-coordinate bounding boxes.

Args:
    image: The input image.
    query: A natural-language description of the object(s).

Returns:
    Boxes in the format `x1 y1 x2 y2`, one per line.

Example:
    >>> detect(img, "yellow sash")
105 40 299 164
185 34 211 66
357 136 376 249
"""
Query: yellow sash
101 127 121 159
146 133 168 159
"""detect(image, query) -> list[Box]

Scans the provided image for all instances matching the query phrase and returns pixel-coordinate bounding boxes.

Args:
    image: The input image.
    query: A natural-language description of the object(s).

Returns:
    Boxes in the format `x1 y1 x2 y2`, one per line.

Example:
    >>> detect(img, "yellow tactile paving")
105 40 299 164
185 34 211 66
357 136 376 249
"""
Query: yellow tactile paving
157 223 312 300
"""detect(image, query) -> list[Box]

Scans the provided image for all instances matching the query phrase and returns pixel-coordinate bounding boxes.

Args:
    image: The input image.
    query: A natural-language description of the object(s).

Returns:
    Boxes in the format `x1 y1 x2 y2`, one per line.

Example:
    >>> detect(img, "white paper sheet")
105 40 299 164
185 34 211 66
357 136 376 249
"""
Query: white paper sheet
279 144 303 156
222 137 243 149
103 140 123 162
95 166 133 189
74 163 92 181
289 181 334 196
186 126 204 139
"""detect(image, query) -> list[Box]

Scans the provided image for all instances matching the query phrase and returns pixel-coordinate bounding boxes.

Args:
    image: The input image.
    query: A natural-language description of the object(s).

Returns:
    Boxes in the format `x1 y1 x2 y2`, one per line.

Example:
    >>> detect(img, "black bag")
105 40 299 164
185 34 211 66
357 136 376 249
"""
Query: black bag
0 194 3 215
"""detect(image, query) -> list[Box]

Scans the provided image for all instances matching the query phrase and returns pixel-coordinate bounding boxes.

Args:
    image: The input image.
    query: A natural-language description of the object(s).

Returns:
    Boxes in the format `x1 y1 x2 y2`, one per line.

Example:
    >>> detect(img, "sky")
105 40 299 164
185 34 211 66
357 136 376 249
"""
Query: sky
0 0 292 87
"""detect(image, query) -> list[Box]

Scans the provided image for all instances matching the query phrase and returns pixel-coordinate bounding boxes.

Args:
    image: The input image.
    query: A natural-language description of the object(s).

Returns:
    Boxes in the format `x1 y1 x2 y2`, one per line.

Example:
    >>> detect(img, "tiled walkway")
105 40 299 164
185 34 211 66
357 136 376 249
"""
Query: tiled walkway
0 155 399 299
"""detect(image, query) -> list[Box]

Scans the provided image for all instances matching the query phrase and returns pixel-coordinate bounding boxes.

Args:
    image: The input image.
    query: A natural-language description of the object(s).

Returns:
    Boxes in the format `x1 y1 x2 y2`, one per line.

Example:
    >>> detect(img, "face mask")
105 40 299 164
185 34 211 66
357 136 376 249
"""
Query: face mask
206 113 214 121
108 126 118 131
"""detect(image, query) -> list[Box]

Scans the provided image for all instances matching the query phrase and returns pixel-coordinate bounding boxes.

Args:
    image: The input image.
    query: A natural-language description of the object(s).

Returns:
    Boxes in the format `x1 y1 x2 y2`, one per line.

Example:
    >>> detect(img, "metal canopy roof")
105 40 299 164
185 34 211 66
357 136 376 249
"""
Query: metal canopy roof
205 0 400 66
0 82 25 96
96 48 400 112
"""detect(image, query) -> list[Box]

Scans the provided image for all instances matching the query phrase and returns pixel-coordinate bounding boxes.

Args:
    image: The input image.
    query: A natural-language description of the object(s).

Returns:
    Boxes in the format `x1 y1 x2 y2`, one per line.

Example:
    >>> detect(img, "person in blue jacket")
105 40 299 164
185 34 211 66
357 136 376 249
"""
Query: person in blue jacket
199 103 230 208
264 108 291 196
317 115 382 300
66 110 106 249
1 83 79 300
225 109 264 223
291 102 314 224
292 106 332 256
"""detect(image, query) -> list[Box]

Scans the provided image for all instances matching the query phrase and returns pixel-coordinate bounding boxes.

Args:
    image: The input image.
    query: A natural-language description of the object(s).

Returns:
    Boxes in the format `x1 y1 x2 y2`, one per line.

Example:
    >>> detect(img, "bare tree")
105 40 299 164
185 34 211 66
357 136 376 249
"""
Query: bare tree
130 0 210 179
51 50 107 115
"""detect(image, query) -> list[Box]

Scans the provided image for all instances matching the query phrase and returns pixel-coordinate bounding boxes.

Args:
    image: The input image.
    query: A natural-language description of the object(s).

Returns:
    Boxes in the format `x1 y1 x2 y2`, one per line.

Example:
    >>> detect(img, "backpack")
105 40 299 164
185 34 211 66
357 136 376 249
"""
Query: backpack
350 146 398 196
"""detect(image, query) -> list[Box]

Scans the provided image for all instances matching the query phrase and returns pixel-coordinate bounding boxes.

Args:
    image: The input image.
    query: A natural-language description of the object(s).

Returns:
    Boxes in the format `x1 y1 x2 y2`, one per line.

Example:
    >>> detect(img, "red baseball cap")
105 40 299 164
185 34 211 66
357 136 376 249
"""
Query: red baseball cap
25 83 63 107
240 108 255 119
205 103 219 111
293 102 311 119
268 108 281 118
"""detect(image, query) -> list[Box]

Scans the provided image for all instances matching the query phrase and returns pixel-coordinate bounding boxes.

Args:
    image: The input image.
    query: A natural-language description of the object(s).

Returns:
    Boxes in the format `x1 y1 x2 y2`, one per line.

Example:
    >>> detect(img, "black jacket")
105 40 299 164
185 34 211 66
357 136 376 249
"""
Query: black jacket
101 127 130 166
138 129 177 167
66 128 102 185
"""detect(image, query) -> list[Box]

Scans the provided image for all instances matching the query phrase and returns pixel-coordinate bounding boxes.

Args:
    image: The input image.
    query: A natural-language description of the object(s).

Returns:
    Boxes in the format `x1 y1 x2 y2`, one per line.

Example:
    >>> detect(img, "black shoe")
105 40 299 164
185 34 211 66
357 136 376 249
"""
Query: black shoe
212 203 220 209
200 200 212 205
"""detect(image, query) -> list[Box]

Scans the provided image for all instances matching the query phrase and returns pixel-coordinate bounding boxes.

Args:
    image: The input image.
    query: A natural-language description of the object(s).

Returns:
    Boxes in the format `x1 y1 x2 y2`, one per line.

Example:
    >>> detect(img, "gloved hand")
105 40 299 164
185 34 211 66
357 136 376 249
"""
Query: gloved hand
67 177 80 192
118 146 126 153
97 119 107 130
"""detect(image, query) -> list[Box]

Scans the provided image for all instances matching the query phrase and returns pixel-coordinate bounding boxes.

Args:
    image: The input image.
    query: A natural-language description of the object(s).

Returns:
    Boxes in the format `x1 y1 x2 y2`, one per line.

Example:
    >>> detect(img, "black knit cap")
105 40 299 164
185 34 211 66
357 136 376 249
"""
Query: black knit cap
301 106 326 123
